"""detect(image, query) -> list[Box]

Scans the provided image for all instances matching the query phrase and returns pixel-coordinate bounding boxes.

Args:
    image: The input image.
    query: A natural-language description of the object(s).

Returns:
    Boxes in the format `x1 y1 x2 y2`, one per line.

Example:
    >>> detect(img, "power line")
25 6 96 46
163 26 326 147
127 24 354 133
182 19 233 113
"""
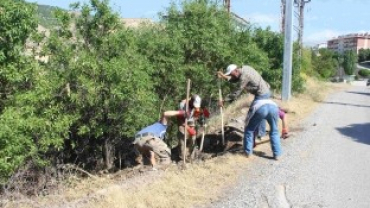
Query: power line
281 0 311 47
297 0 311 49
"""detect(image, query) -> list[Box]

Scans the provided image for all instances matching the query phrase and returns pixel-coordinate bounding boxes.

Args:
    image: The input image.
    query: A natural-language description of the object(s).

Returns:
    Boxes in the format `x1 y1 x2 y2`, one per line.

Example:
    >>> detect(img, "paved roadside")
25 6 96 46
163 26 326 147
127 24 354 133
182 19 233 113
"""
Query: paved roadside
207 86 370 208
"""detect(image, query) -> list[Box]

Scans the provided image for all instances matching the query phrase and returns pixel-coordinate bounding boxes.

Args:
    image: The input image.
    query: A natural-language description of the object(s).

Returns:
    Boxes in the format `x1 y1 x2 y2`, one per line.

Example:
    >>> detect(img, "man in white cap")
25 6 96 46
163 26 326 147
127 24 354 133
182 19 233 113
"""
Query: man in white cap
217 64 282 160
218 64 271 137
177 94 210 161
217 64 271 101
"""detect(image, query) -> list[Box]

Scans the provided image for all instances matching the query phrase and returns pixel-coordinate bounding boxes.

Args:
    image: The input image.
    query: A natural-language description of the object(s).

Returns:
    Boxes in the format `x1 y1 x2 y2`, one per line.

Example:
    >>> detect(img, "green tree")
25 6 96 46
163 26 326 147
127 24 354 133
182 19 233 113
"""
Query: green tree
156 0 236 99
343 50 357 75
252 27 284 91
0 0 73 184
0 0 37 109
358 48 370 62
136 0 235 105
300 47 314 76
253 27 284 70
43 0 158 170
333 52 344 77
311 48 337 79
0 0 38 182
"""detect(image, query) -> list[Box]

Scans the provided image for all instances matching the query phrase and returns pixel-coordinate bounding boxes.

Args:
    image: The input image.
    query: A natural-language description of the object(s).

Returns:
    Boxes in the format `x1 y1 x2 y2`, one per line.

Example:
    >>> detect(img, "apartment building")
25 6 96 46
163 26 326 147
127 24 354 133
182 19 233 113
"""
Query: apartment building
327 33 370 54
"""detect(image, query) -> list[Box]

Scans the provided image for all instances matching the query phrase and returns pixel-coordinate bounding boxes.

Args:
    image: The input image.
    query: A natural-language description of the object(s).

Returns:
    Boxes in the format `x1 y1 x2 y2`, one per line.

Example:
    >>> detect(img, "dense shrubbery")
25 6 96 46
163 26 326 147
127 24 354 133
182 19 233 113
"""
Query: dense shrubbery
1 0 313 185
343 50 358 75
0 0 40 183
358 69 370 77
310 48 337 79
358 48 370 62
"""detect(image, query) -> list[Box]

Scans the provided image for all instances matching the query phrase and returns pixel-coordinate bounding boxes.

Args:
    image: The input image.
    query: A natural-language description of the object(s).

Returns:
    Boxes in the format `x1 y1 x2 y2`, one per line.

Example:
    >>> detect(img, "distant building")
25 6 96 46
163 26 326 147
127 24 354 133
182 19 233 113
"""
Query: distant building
327 33 370 54
311 43 327 56
316 43 327 49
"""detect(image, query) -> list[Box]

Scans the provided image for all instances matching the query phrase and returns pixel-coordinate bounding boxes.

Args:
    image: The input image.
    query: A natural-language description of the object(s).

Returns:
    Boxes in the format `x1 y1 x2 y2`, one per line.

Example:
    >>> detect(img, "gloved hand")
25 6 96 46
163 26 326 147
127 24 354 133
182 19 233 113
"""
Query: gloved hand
186 126 196 136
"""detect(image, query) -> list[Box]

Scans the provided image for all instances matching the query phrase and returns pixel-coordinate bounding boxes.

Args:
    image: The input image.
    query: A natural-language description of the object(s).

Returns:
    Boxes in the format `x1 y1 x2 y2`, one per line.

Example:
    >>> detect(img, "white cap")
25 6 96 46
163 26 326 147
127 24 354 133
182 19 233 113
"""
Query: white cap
192 95 201 108
224 64 237 76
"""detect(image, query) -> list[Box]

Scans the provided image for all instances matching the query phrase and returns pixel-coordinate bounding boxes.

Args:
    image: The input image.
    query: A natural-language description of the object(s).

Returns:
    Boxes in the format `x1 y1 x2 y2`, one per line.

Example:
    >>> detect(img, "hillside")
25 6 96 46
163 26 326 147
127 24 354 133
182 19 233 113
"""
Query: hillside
36 4 61 28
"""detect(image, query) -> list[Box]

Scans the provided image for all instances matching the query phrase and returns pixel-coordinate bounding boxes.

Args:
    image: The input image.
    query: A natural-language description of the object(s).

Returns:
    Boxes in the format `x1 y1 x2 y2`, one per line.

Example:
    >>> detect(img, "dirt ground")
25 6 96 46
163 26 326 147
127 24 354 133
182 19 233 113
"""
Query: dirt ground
2 79 350 208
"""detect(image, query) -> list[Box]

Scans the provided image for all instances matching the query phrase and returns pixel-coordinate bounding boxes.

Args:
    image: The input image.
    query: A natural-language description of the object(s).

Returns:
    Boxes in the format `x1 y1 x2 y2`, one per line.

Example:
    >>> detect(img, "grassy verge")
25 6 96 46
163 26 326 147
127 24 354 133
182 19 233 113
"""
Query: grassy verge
4 78 351 208
86 155 248 208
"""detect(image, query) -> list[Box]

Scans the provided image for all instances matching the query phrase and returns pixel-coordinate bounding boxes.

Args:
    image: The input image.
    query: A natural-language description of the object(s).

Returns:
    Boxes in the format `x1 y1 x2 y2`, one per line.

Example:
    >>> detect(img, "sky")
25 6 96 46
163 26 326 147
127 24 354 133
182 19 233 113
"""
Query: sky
26 0 370 46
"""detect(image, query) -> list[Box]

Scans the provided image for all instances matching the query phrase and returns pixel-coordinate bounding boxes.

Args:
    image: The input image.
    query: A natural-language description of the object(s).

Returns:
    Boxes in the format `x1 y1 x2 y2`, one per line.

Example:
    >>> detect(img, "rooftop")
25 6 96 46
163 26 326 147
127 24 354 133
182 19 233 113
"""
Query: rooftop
329 32 370 40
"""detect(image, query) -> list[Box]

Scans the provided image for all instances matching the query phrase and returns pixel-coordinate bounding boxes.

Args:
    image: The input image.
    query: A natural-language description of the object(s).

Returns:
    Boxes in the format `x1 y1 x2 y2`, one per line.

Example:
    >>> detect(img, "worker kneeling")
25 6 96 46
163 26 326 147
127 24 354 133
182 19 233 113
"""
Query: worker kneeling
132 113 173 170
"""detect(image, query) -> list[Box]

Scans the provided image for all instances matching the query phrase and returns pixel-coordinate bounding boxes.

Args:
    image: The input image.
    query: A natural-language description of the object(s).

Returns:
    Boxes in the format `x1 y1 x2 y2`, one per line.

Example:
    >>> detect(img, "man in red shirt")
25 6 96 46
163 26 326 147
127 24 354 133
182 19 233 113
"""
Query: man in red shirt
177 95 210 161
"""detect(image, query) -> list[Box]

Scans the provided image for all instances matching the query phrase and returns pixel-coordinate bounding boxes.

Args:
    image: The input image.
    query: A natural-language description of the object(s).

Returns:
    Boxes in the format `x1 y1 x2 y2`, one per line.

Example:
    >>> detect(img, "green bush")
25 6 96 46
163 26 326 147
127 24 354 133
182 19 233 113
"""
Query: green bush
0 0 308 185
343 50 357 75
358 69 370 77
311 48 337 79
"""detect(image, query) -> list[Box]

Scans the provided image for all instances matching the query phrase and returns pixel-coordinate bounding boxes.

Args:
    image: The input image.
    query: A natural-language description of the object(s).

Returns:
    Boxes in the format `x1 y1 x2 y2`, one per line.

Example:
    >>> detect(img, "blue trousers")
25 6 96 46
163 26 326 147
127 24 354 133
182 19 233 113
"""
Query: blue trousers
243 104 282 157
252 92 271 137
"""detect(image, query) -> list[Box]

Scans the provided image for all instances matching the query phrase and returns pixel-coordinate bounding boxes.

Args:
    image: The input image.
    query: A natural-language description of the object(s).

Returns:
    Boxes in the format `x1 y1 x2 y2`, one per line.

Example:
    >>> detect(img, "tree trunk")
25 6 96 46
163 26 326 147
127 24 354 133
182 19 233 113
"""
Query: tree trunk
102 138 114 170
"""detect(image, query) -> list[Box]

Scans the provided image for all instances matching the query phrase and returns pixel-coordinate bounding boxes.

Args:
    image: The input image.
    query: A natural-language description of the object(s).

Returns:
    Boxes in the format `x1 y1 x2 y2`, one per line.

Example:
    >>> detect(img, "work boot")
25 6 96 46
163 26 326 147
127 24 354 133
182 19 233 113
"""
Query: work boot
241 152 252 158
273 155 281 161
150 167 158 171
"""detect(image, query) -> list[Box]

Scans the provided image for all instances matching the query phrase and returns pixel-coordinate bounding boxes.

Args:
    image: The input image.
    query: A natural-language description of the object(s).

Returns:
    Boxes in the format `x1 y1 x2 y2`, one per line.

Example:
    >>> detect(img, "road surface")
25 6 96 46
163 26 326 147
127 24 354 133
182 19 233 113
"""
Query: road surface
209 85 370 208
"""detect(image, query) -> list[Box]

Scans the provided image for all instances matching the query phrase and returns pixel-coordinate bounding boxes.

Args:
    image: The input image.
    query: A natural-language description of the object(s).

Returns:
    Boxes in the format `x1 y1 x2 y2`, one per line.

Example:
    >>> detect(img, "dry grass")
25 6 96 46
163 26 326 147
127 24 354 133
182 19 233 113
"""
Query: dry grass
206 93 253 134
3 77 351 208
84 155 248 208
2 176 112 208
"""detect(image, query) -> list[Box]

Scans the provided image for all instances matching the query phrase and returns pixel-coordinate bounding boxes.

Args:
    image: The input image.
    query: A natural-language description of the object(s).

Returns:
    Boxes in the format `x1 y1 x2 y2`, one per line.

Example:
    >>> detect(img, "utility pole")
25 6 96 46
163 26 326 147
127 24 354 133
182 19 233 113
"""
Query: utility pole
281 0 311 100
295 0 311 72
223 0 231 13
280 0 286 34
282 0 294 101
282 0 311 51
297 0 311 49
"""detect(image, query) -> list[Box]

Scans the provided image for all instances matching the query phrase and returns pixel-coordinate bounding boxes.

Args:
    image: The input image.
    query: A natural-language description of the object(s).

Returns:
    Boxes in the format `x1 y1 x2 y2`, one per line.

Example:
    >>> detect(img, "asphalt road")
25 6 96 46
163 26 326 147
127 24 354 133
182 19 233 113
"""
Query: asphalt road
209 85 370 208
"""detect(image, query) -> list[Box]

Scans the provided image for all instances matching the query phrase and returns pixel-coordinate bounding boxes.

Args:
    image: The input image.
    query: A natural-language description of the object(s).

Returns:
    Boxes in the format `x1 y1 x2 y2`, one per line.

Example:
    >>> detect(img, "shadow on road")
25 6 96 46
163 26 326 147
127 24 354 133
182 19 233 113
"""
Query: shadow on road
253 150 274 160
346 91 370 96
336 123 370 145
322 101 370 108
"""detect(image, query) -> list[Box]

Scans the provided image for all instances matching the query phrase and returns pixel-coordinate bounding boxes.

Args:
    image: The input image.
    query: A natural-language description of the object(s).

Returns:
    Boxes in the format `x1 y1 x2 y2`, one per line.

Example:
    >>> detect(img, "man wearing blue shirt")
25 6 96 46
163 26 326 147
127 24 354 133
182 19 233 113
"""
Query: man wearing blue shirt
132 110 183 170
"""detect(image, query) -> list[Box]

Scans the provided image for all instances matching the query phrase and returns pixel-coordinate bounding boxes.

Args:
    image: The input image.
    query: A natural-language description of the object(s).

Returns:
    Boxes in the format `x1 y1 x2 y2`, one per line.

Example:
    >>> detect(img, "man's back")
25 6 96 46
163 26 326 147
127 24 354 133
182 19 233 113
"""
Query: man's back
240 65 270 96
135 122 167 140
